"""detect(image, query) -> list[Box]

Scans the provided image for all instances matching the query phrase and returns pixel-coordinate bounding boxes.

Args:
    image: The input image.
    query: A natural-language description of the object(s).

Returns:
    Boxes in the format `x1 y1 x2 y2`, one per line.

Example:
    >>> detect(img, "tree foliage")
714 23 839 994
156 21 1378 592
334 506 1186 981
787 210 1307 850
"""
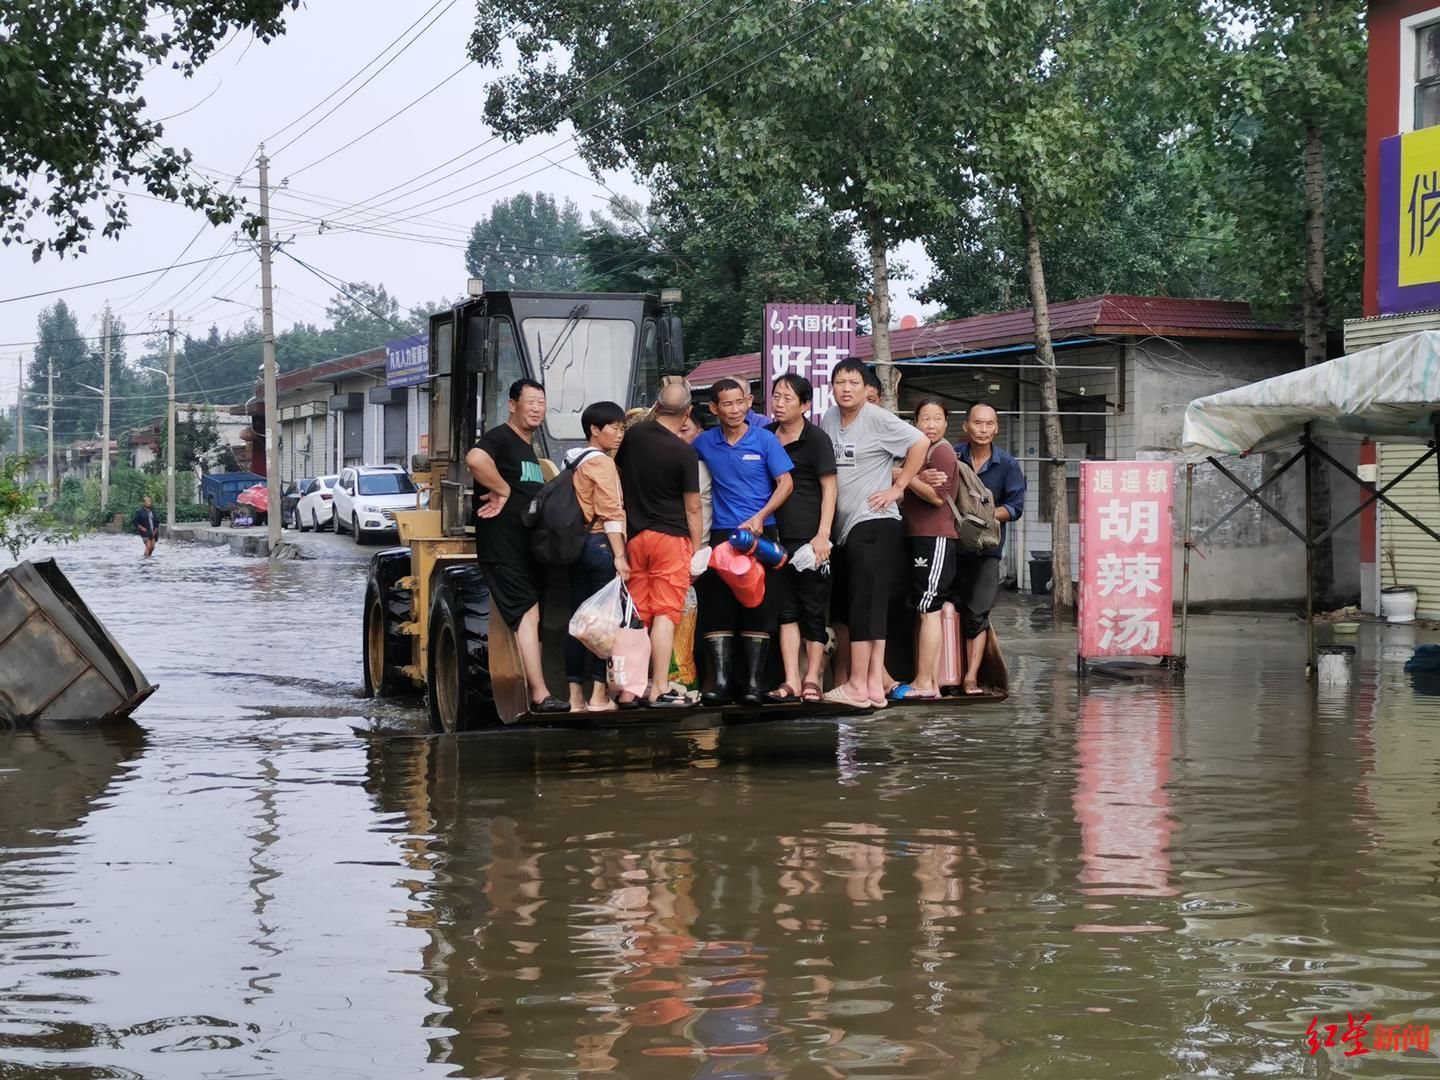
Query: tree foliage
1 0 298 260
466 192 586 291
468 0 1014 404
581 191 864 361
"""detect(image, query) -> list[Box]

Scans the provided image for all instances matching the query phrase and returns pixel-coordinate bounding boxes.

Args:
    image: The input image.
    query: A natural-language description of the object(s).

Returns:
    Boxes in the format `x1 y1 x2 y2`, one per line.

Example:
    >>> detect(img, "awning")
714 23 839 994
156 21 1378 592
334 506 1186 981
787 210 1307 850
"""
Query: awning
1180 330 1440 460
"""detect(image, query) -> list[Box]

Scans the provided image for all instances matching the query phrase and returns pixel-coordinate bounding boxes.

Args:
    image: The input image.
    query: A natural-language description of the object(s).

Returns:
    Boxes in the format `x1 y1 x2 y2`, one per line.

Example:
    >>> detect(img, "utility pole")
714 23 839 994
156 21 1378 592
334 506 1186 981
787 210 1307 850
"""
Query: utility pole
258 148 281 555
167 310 177 532
47 361 55 497
16 355 23 457
101 303 112 514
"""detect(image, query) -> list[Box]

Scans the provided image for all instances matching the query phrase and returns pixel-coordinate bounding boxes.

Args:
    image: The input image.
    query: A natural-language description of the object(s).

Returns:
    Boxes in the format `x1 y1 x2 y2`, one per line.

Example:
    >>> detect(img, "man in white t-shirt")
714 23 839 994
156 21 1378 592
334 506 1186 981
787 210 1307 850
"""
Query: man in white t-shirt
820 359 927 708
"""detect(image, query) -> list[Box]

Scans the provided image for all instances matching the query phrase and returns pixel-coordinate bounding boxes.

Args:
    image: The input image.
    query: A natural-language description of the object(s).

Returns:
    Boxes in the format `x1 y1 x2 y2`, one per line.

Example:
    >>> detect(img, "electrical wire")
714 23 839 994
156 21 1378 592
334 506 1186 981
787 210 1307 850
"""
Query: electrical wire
270 0 460 157
284 60 474 178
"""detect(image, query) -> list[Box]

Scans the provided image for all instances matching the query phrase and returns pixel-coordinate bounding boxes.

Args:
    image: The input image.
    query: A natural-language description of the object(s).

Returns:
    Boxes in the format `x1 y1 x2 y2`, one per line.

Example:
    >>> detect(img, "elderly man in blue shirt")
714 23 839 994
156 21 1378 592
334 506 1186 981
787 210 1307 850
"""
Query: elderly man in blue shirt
922 402 1026 694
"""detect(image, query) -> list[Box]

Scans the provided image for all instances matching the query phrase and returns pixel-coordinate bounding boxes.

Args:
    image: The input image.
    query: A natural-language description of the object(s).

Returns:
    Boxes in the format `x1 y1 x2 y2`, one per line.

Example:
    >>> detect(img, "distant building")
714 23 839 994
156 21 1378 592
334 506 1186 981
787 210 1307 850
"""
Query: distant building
243 337 429 484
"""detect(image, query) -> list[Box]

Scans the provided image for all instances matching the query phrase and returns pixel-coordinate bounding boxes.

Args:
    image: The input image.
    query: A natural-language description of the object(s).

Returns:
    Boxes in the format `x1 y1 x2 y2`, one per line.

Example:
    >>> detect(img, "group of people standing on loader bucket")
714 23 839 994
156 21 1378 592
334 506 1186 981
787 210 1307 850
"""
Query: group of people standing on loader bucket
464 359 1025 716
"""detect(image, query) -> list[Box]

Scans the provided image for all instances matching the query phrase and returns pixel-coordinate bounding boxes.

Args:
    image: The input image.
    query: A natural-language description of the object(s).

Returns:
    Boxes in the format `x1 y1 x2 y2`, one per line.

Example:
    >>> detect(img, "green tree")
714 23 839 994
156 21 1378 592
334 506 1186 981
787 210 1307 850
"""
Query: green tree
469 0 1006 408
1210 0 1366 606
2 0 298 259
949 0 1211 610
466 193 586 291
581 191 865 362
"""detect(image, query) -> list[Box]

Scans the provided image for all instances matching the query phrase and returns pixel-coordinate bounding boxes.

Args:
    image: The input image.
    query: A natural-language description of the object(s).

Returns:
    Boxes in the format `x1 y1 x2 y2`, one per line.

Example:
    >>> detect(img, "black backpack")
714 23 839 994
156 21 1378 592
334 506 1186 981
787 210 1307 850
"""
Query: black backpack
521 449 602 566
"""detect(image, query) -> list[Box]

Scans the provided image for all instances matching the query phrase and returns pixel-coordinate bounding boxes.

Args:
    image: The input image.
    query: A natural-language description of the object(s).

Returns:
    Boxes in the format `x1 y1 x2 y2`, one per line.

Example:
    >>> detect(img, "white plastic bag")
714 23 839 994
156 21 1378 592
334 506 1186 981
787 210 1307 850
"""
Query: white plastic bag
690 544 712 578
790 543 817 573
569 576 625 659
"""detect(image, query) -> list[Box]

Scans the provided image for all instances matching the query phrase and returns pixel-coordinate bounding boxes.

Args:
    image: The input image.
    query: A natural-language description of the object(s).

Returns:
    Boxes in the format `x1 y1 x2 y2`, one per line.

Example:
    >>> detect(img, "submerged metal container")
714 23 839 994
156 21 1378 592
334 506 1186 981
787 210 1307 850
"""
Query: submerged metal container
0 559 157 723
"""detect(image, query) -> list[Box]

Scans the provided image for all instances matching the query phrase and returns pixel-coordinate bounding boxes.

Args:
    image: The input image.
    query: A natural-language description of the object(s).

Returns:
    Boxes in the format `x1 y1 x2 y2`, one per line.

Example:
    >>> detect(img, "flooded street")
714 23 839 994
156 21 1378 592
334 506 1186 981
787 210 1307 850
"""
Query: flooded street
3 535 1440 1078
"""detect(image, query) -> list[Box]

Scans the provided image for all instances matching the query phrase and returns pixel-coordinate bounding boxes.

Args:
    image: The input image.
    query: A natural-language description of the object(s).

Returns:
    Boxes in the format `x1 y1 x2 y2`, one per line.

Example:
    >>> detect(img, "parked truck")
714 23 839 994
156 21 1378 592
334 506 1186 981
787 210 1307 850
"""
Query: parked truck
201 471 266 527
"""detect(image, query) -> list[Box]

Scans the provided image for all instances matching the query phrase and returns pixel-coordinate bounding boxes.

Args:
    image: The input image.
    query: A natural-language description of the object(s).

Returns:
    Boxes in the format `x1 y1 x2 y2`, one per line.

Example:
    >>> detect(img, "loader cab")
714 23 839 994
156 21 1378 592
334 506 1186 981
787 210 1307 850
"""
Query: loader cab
426 290 683 537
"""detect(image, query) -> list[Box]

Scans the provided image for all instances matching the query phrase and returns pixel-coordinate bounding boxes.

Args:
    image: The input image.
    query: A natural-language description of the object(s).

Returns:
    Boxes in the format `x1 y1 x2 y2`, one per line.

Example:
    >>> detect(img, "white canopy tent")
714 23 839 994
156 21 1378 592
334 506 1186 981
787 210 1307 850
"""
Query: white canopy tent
1177 331 1440 672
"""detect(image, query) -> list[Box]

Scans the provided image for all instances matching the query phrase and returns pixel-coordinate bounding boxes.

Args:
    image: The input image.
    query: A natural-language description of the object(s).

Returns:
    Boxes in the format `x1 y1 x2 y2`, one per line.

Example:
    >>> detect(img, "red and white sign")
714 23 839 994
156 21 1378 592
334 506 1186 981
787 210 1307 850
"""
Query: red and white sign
763 303 855 418
1078 461 1175 659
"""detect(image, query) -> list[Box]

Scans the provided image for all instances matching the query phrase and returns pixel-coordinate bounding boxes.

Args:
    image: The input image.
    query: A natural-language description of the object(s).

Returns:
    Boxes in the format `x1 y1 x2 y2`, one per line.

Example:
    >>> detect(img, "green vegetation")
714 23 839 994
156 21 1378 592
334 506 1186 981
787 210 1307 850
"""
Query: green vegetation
2 0 299 260
50 467 203 529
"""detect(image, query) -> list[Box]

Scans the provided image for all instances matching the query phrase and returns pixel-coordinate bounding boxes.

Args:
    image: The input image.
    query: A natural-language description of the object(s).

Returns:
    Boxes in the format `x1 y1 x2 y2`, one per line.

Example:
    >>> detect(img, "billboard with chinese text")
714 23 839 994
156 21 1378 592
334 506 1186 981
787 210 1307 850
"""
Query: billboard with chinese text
1378 127 1440 314
1078 460 1175 659
386 333 429 389
763 303 855 418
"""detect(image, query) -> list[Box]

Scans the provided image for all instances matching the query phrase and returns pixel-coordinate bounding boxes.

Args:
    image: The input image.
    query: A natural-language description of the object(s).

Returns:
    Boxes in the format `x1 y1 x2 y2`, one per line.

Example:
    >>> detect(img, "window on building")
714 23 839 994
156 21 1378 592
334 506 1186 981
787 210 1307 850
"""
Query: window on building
1418 21 1440 129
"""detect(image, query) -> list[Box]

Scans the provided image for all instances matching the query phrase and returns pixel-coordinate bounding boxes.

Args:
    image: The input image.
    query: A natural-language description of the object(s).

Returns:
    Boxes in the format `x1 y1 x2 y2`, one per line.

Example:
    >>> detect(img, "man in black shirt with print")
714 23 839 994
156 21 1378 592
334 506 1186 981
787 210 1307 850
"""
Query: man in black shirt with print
465 377 569 714
766 374 836 703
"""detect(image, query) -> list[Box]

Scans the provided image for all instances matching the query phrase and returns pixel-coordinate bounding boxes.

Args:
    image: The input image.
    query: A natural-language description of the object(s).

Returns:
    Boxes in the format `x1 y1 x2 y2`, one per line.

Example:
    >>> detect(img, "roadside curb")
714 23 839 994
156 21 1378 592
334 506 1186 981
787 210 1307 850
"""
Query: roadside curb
160 525 304 560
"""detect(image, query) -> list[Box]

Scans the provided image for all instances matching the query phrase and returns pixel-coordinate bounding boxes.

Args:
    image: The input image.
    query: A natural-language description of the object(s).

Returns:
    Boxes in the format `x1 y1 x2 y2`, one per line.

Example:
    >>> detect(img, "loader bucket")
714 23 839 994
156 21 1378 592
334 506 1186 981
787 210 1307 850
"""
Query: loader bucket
0 559 157 724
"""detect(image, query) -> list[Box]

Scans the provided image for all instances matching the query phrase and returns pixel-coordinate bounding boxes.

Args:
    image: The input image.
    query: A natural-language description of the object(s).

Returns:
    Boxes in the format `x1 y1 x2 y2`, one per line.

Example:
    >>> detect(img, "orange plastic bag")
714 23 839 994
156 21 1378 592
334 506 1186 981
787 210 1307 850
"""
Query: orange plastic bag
709 543 765 608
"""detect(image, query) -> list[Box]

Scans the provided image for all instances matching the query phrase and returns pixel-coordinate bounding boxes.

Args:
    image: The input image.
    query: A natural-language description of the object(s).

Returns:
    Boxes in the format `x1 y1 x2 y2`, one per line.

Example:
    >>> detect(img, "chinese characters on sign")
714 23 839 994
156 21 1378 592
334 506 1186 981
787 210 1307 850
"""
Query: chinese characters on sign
1305 1015 1430 1057
385 333 429 389
763 303 855 418
1078 461 1174 659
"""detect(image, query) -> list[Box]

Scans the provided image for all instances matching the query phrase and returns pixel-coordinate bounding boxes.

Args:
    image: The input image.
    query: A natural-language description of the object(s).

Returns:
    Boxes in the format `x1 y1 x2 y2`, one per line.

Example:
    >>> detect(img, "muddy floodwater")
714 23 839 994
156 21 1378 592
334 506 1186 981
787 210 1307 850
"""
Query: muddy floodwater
4 536 1440 1079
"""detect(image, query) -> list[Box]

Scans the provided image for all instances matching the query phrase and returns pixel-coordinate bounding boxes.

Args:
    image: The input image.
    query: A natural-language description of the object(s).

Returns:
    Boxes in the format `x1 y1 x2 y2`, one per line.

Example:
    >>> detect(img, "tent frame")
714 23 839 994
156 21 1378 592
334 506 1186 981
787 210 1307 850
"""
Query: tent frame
1180 423 1440 674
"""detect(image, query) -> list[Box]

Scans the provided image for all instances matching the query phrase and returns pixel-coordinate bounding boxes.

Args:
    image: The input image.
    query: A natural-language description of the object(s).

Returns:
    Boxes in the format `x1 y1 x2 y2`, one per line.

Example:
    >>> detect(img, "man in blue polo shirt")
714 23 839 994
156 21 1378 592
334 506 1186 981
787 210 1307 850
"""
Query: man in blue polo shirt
693 378 794 705
923 401 1026 694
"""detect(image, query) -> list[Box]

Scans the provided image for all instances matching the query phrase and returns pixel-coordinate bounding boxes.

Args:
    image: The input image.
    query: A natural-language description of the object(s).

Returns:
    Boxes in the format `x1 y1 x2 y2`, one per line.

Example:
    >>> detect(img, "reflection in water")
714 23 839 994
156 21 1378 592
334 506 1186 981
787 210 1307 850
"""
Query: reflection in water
5 538 1440 1077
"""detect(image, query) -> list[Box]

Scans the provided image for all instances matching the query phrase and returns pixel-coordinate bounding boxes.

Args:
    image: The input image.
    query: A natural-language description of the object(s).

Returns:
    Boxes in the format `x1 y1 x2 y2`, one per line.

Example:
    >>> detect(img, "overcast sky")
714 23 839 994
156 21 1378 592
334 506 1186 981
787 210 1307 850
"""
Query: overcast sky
0 0 935 412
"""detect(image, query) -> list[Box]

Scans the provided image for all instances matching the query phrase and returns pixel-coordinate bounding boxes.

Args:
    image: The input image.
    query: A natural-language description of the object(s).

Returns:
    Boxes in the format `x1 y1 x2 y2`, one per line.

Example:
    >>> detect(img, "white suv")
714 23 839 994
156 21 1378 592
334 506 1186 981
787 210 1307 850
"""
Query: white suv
333 465 421 544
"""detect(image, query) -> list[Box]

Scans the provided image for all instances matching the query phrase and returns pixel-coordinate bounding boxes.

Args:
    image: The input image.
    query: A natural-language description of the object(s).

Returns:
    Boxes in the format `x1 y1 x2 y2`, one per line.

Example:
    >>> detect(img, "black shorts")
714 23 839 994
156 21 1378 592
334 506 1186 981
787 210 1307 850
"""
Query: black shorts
953 554 1001 636
697 528 779 636
478 555 543 631
908 536 956 614
772 540 831 643
831 518 904 641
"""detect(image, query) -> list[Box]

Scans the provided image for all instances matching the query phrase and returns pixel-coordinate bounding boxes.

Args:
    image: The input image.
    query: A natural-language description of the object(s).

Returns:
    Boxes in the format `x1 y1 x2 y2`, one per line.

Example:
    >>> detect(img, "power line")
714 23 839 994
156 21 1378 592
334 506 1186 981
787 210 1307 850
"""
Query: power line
278 250 417 335
309 0 754 229
270 0 459 157
2 251 246 306
320 0 846 233
284 61 474 178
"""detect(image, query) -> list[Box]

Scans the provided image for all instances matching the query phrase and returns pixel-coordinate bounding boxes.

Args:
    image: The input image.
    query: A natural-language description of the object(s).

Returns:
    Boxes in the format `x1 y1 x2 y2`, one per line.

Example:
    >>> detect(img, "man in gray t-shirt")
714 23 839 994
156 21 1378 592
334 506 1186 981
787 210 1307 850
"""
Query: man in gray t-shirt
819 360 928 709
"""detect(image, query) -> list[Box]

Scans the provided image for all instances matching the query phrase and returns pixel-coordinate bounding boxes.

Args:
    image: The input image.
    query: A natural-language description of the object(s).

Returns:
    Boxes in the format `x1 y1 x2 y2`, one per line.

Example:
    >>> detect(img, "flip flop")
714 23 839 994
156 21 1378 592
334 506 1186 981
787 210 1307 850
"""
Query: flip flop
899 688 940 700
869 697 889 709
886 683 913 701
766 684 799 702
586 701 618 713
801 682 822 703
823 685 869 708
963 685 985 696
531 696 572 714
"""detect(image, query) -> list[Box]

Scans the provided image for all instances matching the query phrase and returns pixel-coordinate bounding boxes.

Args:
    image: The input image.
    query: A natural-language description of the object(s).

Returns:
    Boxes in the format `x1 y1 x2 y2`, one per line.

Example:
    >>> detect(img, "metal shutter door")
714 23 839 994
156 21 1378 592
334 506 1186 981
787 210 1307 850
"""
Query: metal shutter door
383 401 407 465
1378 443 1440 617
343 409 364 467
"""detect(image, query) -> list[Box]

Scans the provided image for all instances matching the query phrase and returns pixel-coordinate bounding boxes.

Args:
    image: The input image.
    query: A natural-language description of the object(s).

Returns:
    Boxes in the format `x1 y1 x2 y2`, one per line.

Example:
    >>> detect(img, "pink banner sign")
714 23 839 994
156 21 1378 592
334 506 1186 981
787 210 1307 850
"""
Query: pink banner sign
1078 460 1175 659
763 303 856 418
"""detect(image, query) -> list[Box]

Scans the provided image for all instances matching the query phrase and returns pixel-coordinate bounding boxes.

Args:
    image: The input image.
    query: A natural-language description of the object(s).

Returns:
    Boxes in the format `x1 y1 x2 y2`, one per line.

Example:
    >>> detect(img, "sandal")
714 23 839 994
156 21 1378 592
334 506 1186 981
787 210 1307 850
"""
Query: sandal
899 687 940 700
886 683 913 701
646 689 690 708
531 696 572 714
801 682 822 703
963 684 985 696
766 684 799 702
586 700 618 713
823 684 870 708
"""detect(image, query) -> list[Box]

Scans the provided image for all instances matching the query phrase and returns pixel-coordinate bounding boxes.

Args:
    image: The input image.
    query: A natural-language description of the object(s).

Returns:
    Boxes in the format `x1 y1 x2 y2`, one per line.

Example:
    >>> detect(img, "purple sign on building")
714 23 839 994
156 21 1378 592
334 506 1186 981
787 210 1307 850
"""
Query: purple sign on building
763 303 856 419
386 333 429 389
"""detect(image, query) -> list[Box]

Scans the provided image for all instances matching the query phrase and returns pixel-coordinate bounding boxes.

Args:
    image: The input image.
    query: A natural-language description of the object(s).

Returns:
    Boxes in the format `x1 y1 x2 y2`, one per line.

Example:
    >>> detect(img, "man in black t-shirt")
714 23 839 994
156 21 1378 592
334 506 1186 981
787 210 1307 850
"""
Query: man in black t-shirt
465 377 569 714
614 382 703 706
767 374 837 703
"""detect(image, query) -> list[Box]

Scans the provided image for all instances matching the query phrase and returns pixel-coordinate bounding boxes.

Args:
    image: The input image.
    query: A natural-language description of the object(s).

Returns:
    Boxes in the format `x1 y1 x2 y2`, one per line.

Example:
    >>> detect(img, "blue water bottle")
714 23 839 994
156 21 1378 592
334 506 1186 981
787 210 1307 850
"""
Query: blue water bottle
728 528 789 569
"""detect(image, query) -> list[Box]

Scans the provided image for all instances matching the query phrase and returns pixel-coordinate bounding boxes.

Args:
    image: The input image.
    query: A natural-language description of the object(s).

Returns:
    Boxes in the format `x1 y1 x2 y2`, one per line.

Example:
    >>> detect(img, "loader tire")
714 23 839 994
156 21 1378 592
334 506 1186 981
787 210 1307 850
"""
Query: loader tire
363 548 415 699
427 564 500 734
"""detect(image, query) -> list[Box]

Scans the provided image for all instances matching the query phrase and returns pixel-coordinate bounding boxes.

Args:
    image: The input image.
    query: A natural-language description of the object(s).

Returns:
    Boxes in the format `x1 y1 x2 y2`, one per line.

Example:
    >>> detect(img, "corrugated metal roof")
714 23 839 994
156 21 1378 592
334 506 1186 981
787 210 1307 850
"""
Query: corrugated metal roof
686 294 1296 385
1344 311 1440 352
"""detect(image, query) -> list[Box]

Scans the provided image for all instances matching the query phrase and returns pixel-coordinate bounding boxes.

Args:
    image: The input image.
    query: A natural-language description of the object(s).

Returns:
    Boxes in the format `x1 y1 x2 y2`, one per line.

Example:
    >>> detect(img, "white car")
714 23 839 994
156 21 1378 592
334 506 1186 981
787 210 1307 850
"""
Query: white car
295 474 340 532
333 465 422 544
